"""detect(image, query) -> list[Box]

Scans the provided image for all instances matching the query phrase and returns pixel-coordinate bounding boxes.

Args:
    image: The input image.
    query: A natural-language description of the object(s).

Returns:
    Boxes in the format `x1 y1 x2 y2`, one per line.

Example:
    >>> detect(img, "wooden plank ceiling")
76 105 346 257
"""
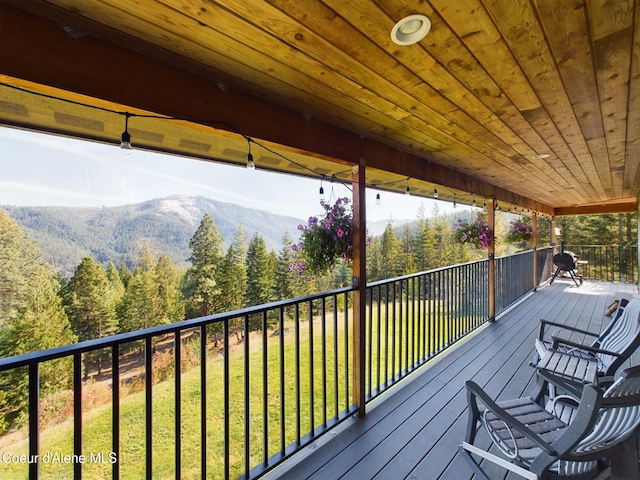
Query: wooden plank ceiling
0 0 638 216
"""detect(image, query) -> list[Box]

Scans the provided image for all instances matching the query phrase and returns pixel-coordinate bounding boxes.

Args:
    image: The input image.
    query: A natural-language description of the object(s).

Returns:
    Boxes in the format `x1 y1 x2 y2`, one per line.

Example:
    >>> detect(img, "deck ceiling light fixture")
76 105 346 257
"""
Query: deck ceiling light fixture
391 14 431 46
532 153 551 159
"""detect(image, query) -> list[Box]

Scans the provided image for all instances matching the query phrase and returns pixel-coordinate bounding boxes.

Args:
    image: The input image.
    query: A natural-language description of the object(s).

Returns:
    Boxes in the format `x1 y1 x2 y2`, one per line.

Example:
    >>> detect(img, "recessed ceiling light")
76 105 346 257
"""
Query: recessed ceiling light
391 14 431 46
532 154 551 159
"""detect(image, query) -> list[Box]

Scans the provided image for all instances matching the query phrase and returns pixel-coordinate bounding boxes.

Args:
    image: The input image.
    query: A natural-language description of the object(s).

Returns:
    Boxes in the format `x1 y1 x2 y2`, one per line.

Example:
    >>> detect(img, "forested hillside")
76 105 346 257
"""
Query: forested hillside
2 195 303 277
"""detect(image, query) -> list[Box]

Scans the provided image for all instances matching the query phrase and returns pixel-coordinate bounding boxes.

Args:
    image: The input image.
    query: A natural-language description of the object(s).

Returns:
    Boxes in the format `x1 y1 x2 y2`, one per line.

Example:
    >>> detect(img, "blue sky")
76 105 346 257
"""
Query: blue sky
0 126 458 223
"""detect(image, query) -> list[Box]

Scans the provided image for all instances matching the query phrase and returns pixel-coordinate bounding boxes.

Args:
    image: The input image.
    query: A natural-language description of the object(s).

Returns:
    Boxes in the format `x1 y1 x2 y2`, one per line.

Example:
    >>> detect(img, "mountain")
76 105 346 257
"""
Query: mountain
2 196 304 277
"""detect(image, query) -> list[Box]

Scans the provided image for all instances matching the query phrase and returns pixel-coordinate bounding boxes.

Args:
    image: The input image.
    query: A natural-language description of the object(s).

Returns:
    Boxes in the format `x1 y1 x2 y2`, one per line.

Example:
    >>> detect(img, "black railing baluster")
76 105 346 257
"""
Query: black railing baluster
321 297 327 428
308 301 314 437
366 289 372 397
74 353 82 480
145 337 152 480
278 307 286 457
222 315 228 480
333 296 339 419
343 293 349 413
384 284 389 388
28 363 39 480
262 311 268 468
203 325 210 480
244 313 250 479
174 332 181 480
295 303 301 446
112 344 120 480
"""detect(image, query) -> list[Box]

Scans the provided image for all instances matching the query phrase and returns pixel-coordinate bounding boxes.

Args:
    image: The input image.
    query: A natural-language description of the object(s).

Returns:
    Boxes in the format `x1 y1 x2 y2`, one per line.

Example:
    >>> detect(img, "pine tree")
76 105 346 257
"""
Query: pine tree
106 262 125 310
366 236 383 282
380 222 403 278
118 246 163 332
218 225 248 312
274 232 302 301
118 262 133 289
64 257 118 342
182 214 225 318
155 254 184 323
0 211 76 430
245 234 275 330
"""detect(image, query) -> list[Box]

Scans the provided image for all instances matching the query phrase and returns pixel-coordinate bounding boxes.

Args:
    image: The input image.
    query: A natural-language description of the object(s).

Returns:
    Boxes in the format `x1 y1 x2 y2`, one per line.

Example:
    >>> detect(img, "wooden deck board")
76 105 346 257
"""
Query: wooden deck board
264 281 637 480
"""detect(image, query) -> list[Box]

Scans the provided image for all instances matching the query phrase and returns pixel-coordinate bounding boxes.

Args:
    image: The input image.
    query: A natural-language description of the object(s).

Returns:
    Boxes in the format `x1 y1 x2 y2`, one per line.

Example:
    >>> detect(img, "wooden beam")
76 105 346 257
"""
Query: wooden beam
532 212 538 291
0 3 554 214
554 201 637 216
487 199 496 322
351 159 366 417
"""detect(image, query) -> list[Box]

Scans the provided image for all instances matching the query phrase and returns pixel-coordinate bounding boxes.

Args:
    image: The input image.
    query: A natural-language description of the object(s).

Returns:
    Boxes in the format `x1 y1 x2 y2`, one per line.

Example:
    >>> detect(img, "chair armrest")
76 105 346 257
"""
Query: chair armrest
536 369 585 400
549 338 624 358
465 381 556 455
538 319 599 341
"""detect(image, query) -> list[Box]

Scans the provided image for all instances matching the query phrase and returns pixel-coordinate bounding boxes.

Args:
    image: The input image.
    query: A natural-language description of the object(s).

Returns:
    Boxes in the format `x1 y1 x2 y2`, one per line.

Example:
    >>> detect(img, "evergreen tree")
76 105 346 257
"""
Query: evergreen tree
218 225 248 312
274 232 302 301
118 262 133 289
155 254 185 323
245 234 275 330
64 256 119 375
380 222 403 278
366 236 383 282
106 262 125 309
400 223 415 274
413 204 432 272
64 257 118 342
182 214 224 318
118 246 163 332
0 211 76 430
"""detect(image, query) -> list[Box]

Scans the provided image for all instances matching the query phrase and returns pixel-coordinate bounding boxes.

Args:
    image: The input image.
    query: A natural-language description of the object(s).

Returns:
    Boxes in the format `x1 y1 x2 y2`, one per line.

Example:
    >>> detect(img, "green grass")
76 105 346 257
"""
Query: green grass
0 300 483 479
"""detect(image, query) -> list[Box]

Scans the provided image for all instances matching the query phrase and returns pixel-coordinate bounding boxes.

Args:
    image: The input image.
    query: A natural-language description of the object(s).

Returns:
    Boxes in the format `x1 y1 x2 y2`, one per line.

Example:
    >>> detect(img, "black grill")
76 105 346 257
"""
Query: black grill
550 251 583 287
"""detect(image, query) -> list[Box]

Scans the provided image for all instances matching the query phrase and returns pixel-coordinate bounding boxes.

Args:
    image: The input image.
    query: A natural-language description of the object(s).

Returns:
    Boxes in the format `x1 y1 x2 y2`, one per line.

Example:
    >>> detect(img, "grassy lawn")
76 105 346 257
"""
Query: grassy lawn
0 300 482 479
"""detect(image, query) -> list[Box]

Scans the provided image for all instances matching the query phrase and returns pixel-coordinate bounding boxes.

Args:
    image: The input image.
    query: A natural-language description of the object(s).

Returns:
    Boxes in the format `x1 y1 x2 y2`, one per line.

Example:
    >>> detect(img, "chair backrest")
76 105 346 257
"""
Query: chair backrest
551 365 640 477
595 296 640 374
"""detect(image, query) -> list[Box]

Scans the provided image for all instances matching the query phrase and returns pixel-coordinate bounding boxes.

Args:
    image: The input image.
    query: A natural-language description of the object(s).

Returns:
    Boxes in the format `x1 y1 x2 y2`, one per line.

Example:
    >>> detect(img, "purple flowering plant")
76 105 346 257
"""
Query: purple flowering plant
505 220 533 244
290 197 354 277
454 217 493 250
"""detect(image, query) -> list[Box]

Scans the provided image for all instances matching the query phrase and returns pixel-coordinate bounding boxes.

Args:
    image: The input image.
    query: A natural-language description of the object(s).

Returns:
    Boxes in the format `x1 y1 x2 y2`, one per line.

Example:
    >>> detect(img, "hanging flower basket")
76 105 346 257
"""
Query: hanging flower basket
505 220 533 244
290 197 353 277
454 217 492 250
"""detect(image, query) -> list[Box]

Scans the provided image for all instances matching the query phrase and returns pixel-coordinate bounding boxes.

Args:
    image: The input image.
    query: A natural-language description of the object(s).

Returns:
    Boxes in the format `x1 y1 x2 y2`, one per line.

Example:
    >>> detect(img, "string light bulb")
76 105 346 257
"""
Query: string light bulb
453 194 457 208
472 195 477 208
120 113 132 155
319 181 325 201
376 192 381 205
405 178 411 196
246 138 255 170
433 188 438 199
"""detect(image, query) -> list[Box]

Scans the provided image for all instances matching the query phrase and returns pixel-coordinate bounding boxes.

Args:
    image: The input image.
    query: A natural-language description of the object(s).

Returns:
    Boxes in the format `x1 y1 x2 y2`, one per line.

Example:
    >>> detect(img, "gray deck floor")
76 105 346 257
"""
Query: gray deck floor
264 280 639 480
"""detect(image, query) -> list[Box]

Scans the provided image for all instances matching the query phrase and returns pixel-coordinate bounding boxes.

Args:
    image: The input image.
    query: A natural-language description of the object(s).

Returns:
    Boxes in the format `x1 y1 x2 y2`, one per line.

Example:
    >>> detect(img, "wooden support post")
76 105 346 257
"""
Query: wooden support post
551 216 557 249
532 212 538 291
488 199 496 322
352 159 367 417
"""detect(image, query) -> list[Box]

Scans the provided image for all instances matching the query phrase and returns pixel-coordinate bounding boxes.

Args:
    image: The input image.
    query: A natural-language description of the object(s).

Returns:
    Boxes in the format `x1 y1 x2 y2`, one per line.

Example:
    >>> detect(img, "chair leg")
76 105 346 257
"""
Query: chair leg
458 445 492 480
459 443 539 480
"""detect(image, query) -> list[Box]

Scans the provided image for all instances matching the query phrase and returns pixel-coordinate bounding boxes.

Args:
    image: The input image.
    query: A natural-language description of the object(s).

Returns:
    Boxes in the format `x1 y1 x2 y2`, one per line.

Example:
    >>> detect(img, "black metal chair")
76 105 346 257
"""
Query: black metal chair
459 365 640 480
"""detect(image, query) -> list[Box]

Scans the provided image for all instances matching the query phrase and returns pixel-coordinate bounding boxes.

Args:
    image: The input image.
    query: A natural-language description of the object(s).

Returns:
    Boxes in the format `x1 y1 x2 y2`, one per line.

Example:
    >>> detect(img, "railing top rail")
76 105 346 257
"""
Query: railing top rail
564 244 638 248
366 258 489 287
0 284 355 371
